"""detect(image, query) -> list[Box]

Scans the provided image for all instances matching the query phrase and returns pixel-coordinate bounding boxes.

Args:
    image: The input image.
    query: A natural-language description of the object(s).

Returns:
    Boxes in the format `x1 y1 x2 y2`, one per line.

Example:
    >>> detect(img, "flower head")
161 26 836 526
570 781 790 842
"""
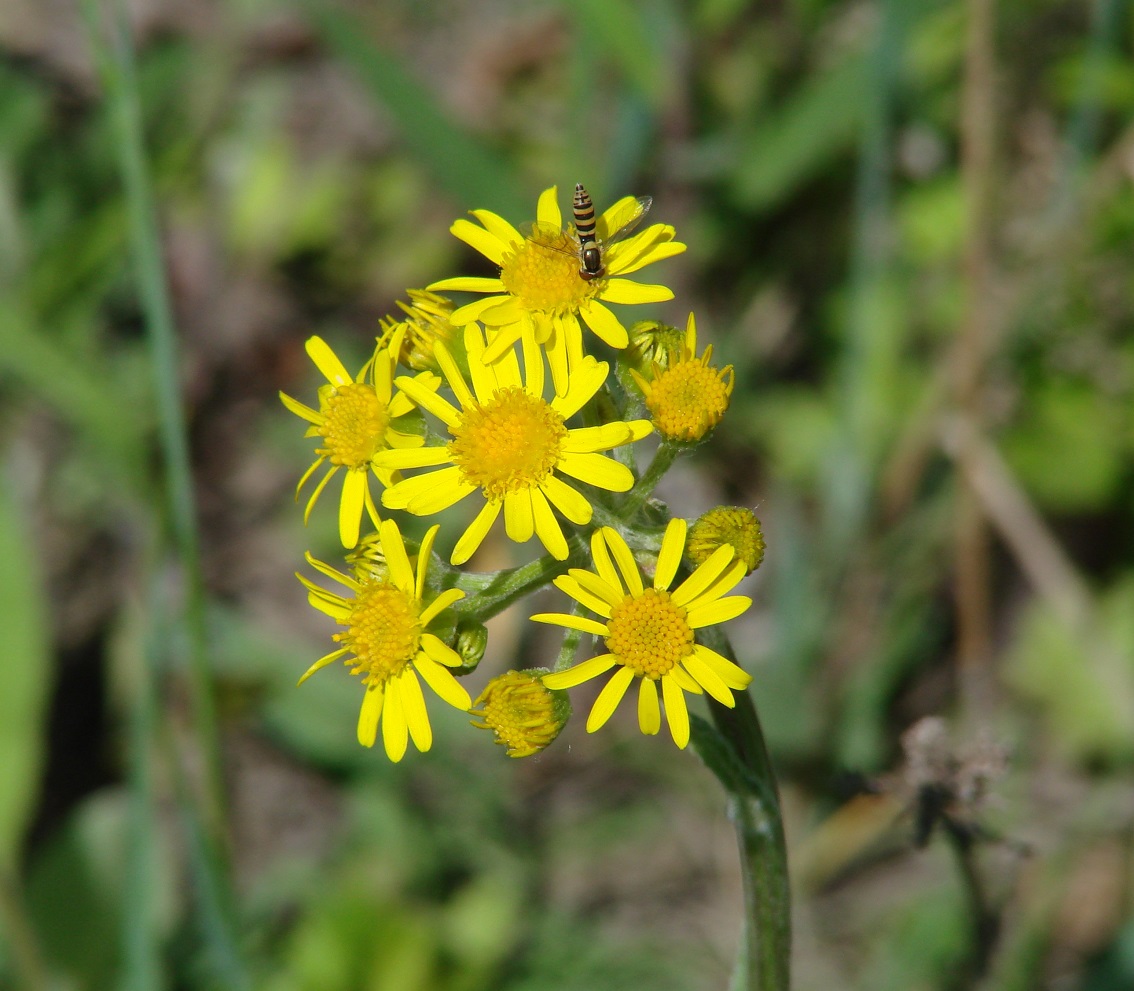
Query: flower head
373 323 652 565
630 313 734 443
534 519 753 748
377 289 457 373
297 520 470 761
429 186 685 395
280 336 439 548
688 507 765 574
469 669 571 757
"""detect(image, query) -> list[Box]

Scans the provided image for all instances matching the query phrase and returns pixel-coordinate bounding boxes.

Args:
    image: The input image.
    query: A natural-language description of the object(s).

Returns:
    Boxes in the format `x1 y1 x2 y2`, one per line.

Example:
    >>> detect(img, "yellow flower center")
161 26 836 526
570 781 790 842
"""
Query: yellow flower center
605 588 694 679
338 580 421 686
471 670 565 758
500 233 596 311
448 387 569 501
319 383 391 468
645 360 733 442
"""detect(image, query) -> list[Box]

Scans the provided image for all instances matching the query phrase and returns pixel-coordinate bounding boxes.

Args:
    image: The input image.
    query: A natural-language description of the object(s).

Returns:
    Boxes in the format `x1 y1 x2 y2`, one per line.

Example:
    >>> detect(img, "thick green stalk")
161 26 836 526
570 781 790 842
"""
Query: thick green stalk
694 629 791 991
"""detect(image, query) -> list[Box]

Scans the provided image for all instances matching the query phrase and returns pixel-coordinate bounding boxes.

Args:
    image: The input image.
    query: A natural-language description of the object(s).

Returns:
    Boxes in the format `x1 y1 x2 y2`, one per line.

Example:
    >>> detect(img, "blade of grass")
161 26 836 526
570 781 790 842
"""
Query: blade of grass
80 0 222 828
81 1 247 986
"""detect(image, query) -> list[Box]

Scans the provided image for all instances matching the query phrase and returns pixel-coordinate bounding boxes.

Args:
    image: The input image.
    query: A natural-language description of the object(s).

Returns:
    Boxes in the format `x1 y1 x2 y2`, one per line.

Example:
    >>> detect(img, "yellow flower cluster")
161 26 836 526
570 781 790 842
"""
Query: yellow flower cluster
280 186 757 760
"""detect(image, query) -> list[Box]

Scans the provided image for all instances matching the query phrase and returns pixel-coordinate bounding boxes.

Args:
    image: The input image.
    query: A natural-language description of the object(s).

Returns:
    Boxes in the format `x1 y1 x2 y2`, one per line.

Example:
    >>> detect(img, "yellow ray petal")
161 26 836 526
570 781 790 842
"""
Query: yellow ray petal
539 475 592 525
303 464 338 523
279 391 322 424
601 527 644 596
374 446 452 470
552 574 614 618
357 684 383 748
414 651 472 708
504 488 535 543
529 612 610 637
562 423 632 453
419 588 465 628
671 544 736 607
452 499 501 565
536 186 562 227
558 452 634 492
655 517 687 591
541 653 618 689
297 647 349 686
427 276 504 293
589 528 623 595
549 356 607 419
586 666 636 732
578 299 629 349
306 336 352 386
339 470 366 548
394 374 462 428
637 677 661 735
564 568 623 609
449 218 508 265
470 208 522 246
415 524 440 598
662 675 690 748
381 678 409 762
598 279 674 305
690 644 752 690
681 652 736 706
686 595 753 629
450 295 511 325
531 488 569 560
482 321 524 364
399 669 432 753
379 518 415 592
435 341 477 410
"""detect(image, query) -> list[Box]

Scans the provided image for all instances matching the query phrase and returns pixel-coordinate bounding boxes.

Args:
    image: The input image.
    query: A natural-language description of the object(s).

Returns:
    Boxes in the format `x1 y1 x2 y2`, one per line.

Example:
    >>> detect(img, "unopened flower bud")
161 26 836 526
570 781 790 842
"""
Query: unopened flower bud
469 669 571 758
687 506 765 574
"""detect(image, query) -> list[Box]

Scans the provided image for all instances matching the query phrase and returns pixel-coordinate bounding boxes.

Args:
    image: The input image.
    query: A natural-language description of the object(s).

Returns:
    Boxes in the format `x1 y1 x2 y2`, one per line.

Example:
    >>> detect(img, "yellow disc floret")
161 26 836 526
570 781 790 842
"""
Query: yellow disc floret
500 235 595 312
339 581 421 686
318 383 392 468
448 386 569 500
605 588 695 679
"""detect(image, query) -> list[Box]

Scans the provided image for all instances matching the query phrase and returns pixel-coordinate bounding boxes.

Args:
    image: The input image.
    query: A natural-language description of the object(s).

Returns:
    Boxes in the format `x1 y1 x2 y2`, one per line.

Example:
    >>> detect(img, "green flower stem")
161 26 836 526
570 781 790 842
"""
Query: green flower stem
620 441 680 518
453 535 587 623
696 628 791 991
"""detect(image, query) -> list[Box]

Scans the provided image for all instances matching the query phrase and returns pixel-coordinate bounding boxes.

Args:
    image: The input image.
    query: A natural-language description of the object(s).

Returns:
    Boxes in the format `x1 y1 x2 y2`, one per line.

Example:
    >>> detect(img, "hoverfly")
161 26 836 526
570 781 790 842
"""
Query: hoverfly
520 183 653 281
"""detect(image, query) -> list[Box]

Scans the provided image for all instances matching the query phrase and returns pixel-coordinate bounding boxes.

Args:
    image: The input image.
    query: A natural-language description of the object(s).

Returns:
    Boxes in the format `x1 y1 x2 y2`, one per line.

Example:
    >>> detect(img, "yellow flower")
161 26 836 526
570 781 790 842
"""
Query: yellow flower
279 336 439 549
630 313 734 443
376 288 457 373
469 669 571 758
373 323 652 565
429 186 685 395
297 520 470 761
688 507 765 574
535 520 753 748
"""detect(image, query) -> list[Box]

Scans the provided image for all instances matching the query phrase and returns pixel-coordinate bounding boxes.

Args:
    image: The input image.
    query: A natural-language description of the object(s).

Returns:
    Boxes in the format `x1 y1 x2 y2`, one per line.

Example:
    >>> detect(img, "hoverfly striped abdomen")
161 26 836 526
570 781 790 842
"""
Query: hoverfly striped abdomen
573 183 603 279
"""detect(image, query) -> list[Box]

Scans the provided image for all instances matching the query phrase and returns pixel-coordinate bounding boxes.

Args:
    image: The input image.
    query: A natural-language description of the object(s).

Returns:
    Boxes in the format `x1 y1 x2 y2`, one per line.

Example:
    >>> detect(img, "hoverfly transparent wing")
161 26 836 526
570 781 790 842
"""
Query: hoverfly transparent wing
516 219 581 259
596 195 653 247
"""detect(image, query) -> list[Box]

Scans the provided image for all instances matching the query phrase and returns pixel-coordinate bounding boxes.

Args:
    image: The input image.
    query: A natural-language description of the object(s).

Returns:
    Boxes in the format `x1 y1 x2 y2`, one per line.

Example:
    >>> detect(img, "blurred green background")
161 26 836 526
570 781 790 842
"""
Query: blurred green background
1 0 1133 988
